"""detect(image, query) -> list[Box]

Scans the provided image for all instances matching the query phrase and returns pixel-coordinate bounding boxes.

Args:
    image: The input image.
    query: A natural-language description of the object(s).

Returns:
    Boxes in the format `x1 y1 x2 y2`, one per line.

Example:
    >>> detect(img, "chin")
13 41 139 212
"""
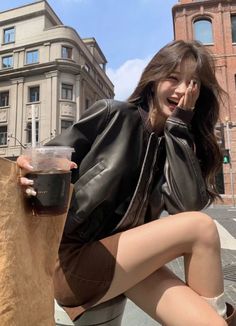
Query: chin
163 107 173 117
157 106 172 119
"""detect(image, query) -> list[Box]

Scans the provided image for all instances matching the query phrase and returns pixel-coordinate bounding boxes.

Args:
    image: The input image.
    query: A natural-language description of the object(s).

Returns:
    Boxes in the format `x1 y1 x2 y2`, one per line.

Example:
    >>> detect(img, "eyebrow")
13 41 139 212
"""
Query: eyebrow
171 70 200 80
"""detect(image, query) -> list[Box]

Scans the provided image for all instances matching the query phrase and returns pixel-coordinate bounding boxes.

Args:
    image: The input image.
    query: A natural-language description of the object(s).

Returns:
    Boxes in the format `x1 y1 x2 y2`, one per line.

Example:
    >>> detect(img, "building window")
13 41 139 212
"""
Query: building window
26 121 39 143
85 98 90 110
3 27 15 44
0 126 7 146
62 46 72 59
61 84 73 100
61 120 73 133
231 16 236 43
0 91 9 107
84 64 90 73
193 19 213 44
29 86 40 102
98 79 103 89
2 55 13 68
26 50 39 64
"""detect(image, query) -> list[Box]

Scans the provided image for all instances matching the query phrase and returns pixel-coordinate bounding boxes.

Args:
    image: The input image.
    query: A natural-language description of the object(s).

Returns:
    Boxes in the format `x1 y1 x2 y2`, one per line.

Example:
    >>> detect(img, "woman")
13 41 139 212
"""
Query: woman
18 40 235 325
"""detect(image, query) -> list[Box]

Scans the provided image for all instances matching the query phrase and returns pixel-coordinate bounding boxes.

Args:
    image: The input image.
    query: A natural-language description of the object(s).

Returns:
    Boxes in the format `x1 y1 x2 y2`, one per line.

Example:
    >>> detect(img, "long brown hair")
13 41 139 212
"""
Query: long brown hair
128 39 225 202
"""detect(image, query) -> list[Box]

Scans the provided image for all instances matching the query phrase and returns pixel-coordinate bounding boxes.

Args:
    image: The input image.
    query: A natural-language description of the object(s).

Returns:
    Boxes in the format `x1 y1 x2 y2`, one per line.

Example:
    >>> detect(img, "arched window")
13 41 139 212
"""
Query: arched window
193 19 213 44
231 15 236 43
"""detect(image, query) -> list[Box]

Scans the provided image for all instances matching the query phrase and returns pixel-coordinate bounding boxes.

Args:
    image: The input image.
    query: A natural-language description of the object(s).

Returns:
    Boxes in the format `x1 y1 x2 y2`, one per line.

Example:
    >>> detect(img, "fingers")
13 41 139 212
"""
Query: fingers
70 162 78 169
177 96 184 108
19 177 36 197
25 187 37 197
17 155 33 171
185 80 195 109
178 79 199 111
20 177 34 186
17 156 35 196
17 156 78 171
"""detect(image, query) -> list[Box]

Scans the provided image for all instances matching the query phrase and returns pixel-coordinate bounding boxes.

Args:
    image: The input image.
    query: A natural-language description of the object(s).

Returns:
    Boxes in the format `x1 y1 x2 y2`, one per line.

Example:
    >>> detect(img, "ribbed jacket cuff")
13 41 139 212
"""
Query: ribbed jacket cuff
171 107 194 124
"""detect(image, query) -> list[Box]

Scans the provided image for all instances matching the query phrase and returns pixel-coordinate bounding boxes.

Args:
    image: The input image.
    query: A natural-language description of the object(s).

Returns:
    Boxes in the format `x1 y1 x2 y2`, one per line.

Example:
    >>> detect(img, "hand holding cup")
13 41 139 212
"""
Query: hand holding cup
17 146 77 215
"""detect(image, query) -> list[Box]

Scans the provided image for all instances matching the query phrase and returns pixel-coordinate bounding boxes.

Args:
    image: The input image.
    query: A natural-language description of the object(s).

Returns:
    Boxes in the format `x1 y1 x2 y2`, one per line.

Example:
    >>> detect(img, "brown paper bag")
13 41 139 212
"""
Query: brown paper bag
0 157 71 325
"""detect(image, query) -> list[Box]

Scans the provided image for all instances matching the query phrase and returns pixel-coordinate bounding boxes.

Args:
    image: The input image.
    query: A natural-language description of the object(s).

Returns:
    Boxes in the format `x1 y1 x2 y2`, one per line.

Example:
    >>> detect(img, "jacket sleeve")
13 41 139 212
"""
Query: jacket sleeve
47 99 109 180
161 107 210 213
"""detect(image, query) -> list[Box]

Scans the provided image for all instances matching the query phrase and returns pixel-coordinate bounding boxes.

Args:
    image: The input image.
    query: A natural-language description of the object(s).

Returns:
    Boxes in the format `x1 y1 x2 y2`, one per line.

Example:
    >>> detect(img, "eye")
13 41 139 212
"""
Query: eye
167 75 179 82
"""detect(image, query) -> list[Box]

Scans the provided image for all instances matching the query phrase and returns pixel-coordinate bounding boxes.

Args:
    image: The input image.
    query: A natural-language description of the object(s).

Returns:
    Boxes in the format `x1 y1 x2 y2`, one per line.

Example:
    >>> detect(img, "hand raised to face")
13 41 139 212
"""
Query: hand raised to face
177 79 200 111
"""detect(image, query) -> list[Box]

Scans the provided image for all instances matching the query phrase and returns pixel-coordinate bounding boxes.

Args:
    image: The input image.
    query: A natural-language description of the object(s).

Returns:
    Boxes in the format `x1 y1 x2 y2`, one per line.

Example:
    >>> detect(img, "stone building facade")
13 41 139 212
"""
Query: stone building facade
0 1 114 158
172 0 236 204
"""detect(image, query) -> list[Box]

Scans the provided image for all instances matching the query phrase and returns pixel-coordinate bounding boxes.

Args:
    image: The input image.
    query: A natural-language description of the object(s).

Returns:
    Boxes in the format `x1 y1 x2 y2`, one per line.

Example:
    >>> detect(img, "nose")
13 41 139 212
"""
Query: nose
175 81 188 95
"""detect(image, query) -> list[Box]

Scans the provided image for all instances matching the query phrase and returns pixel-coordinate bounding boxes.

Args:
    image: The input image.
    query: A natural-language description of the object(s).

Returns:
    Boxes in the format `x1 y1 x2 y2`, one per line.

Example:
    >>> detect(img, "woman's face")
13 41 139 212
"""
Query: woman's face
154 56 200 121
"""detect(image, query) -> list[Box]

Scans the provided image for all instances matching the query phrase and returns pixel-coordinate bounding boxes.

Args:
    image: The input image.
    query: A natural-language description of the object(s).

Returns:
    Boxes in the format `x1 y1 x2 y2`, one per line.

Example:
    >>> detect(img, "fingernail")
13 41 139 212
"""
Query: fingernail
26 188 37 196
26 179 34 186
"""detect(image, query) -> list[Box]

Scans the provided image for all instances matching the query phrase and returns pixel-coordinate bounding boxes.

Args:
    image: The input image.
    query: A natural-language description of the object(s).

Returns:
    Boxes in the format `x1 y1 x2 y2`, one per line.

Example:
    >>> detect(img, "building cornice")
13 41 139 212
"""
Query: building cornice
172 0 236 38
173 0 236 15
0 35 113 88
0 59 114 92
83 37 107 64
0 1 62 26
0 60 80 82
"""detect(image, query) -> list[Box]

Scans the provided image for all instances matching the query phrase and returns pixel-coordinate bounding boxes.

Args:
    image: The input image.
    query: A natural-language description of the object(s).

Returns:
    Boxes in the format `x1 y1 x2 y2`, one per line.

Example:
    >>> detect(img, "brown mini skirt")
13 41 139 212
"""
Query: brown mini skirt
53 232 121 321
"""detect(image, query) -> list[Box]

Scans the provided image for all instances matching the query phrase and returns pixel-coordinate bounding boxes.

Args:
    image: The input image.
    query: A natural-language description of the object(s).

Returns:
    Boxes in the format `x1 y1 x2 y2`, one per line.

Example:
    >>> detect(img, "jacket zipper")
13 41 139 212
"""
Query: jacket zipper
132 135 161 226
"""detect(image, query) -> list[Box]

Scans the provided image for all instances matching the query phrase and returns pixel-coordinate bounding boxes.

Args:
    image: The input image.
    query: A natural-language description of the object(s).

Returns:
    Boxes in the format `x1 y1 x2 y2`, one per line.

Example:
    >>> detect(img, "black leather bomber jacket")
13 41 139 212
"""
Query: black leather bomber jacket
48 99 210 244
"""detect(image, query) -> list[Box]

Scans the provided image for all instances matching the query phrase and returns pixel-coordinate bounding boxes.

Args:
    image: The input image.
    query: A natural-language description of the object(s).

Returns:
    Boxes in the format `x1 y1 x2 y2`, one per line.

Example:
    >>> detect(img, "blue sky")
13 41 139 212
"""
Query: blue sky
0 0 178 99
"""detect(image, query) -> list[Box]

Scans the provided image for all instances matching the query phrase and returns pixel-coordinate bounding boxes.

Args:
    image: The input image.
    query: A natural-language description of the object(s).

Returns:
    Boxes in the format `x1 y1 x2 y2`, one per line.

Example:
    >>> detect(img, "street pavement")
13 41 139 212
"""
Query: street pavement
121 205 236 325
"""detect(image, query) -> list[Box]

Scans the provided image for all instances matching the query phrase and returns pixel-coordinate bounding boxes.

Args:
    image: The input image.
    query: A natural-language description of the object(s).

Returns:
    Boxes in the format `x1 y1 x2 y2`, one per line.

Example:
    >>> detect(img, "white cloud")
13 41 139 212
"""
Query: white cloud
107 57 151 101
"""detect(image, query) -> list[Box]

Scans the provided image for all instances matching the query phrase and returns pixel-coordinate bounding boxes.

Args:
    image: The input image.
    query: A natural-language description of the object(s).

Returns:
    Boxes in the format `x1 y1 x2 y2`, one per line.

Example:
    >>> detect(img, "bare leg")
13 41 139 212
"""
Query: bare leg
126 266 226 326
95 211 225 325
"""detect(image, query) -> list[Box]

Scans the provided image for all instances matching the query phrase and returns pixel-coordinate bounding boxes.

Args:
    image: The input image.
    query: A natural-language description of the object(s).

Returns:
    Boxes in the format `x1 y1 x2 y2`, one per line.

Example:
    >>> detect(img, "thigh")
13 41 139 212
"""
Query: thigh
54 233 121 308
96 211 213 303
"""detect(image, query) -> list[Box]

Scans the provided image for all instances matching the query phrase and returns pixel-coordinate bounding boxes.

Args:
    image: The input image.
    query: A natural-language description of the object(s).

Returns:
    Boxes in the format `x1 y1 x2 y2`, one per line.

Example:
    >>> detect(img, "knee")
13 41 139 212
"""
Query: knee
191 212 220 250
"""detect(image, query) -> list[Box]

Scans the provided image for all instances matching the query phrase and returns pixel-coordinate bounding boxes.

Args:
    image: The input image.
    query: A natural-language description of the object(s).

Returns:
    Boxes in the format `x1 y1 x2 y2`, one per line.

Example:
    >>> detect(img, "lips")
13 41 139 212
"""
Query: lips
167 98 179 110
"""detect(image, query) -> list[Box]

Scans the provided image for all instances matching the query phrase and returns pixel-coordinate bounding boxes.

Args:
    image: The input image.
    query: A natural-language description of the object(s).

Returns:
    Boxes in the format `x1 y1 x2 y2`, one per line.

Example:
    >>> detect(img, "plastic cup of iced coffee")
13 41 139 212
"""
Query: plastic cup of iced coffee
23 146 74 215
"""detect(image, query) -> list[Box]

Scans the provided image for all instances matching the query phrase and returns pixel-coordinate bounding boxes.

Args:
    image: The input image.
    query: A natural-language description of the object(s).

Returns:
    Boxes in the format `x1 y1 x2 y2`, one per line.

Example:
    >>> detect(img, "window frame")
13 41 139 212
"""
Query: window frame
85 98 90 110
98 79 103 90
193 18 214 45
231 15 236 43
61 46 72 59
0 91 9 107
2 55 13 69
26 49 39 65
61 83 73 101
84 63 91 73
0 125 8 146
3 27 15 44
61 119 74 133
25 121 39 144
28 86 40 103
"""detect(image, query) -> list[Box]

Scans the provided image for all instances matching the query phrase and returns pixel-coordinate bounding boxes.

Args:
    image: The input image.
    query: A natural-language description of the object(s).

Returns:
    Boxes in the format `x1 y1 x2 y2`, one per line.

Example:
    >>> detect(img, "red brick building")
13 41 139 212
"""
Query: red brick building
172 0 236 205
